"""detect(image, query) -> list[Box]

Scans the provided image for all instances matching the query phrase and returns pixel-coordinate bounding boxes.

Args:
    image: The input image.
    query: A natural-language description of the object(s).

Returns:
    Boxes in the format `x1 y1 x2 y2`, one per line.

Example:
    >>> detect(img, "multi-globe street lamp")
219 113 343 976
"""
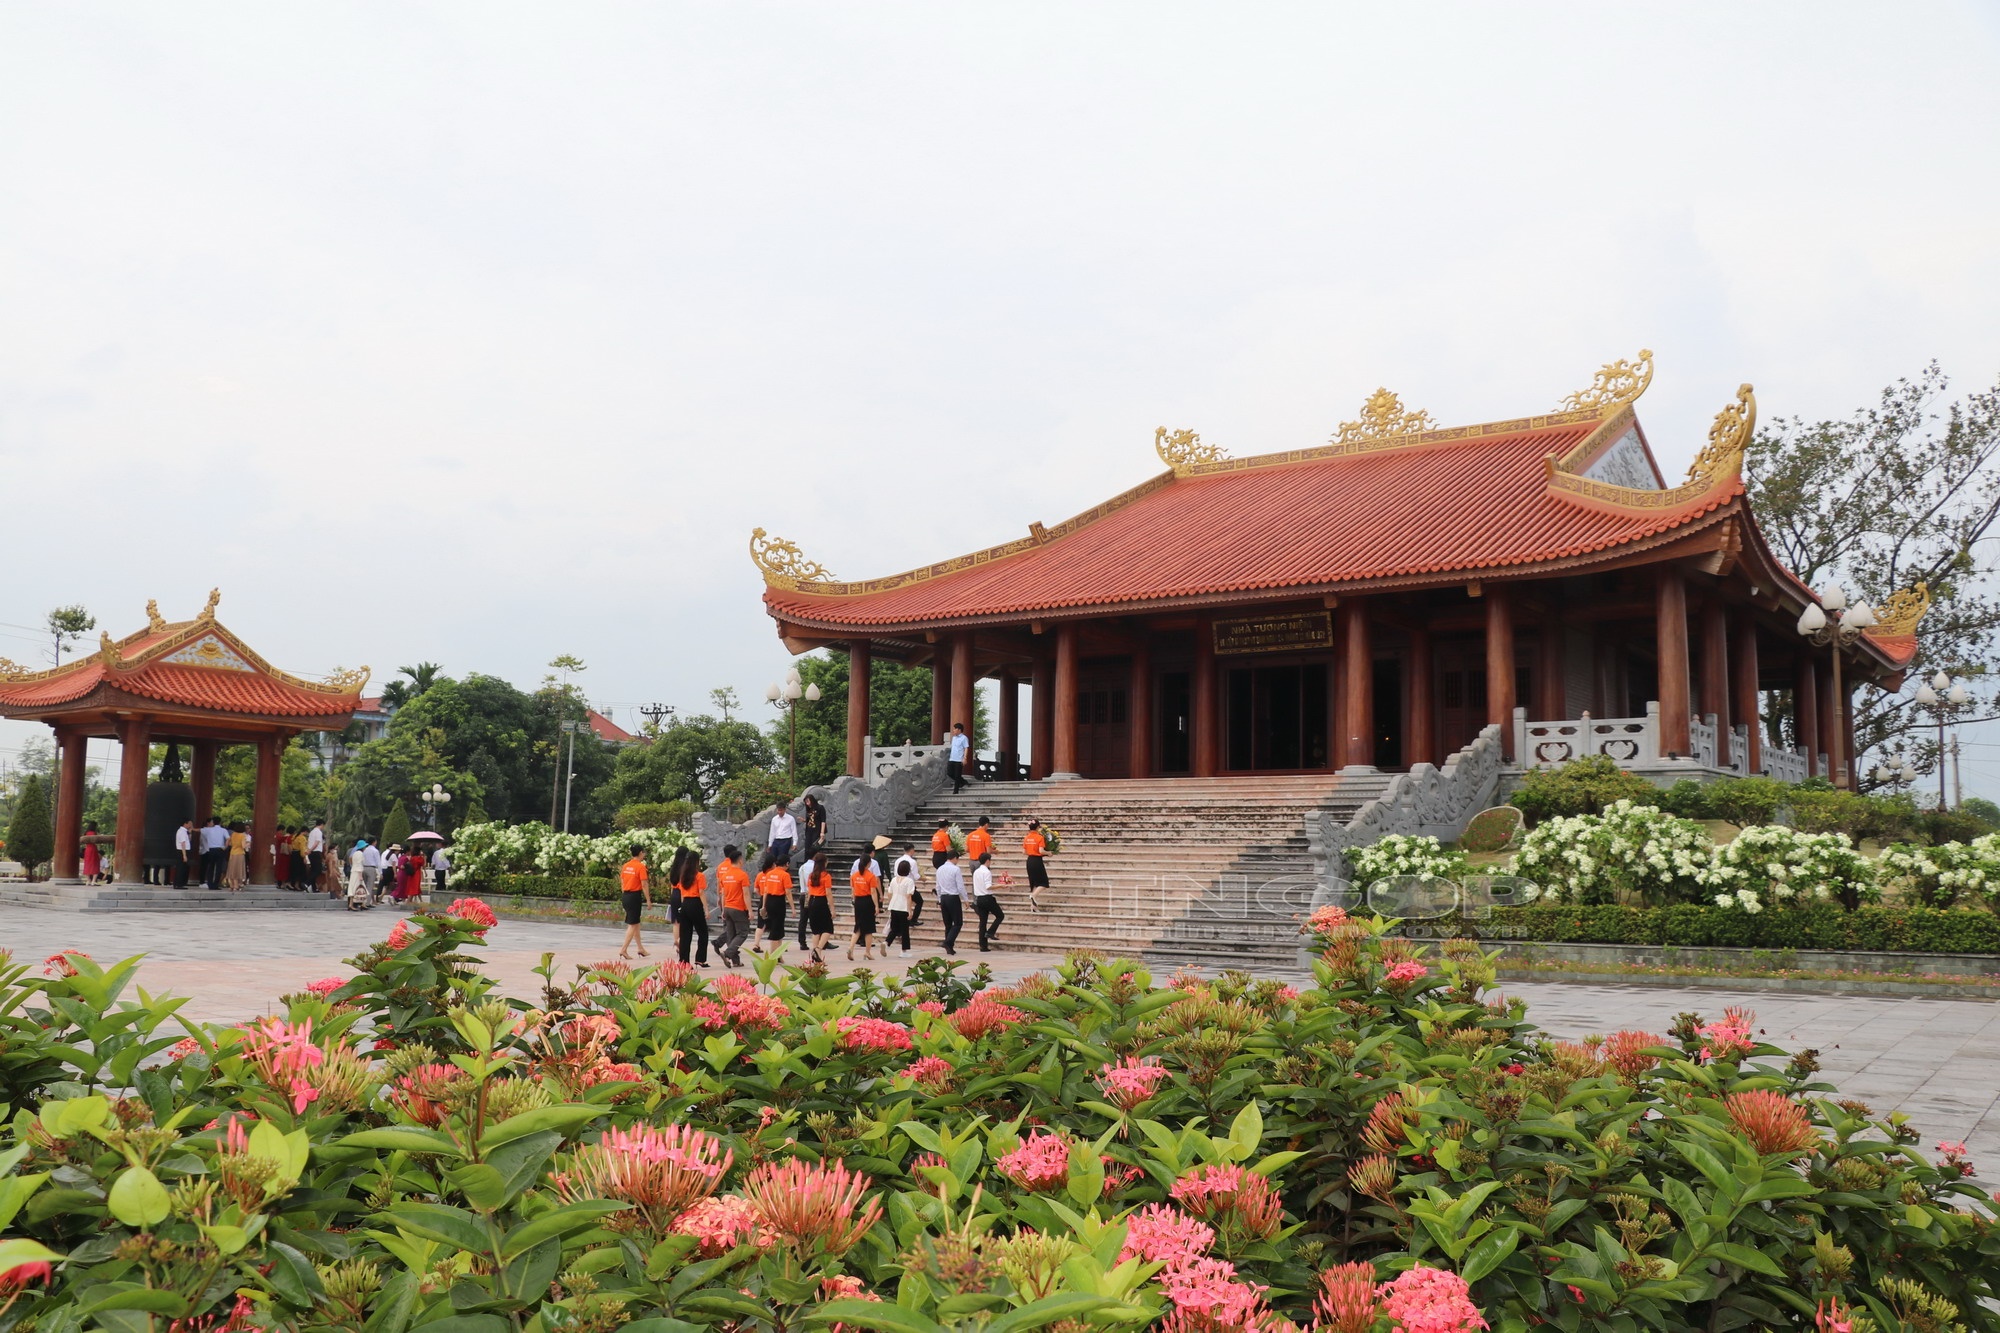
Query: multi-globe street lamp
1796 585 1878 788
766 667 822 779
1914 670 1973 808
416 781 451 830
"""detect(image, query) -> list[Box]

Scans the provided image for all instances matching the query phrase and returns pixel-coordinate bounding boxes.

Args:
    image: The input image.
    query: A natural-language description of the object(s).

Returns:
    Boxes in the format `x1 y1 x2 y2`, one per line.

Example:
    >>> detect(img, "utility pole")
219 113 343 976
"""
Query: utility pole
1953 734 1964 809
638 703 674 733
561 721 579 832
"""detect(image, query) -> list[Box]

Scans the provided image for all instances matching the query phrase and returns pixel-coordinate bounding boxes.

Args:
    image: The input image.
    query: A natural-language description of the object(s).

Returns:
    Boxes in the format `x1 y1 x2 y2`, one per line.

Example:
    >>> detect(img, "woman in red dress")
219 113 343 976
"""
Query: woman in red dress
81 823 103 884
397 847 425 903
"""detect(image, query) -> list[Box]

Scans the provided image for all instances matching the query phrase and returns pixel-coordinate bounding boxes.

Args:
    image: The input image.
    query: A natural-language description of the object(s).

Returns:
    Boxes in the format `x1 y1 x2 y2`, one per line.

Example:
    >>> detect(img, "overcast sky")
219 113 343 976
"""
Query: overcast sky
4 5 1999 790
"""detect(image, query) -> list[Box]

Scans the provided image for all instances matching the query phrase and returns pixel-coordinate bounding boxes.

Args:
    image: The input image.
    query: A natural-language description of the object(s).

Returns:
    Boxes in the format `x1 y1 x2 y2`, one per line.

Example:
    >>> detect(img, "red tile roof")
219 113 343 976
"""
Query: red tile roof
765 419 1741 628
588 708 637 744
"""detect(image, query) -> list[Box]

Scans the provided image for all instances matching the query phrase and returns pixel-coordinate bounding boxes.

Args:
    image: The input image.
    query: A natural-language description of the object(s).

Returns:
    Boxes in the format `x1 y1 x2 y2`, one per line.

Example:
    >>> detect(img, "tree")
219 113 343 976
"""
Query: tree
6 774 54 878
1747 365 2000 789
46 605 95 666
613 712 776 807
380 661 445 710
771 652 985 788
709 688 741 722
212 739 328 829
379 802 412 849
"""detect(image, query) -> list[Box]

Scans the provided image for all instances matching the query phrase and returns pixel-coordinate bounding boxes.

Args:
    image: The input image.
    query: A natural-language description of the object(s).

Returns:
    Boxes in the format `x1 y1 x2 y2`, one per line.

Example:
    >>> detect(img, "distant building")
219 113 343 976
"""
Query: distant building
587 708 640 747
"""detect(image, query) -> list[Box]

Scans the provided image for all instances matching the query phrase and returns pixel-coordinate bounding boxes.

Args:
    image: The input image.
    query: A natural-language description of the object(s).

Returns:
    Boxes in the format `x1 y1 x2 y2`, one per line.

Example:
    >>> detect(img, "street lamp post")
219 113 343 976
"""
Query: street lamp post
766 668 822 779
1913 670 1973 809
416 781 452 830
1869 753 1918 790
1796 585 1879 789
560 720 580 832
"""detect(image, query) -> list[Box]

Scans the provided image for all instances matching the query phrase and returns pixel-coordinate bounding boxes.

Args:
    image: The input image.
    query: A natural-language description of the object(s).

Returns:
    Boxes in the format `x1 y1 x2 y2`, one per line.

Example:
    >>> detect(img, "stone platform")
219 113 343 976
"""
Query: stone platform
0 880 331 911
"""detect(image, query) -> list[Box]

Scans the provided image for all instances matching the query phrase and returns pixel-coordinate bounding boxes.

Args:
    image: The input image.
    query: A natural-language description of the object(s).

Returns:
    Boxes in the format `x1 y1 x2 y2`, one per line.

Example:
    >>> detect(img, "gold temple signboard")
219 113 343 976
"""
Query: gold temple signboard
1213 610 1333 656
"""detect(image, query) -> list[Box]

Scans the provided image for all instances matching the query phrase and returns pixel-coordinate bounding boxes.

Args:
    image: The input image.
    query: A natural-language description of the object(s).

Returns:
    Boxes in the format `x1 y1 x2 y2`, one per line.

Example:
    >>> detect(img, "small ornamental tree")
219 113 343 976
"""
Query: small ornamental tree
6 774 55 878
378 801 412 849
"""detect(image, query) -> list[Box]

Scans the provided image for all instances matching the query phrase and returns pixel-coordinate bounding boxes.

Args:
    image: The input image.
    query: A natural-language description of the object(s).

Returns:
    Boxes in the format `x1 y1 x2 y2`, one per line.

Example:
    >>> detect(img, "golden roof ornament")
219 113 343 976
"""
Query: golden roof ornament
1558 349 1654 414
749 528 835 589
1871 583 1931 637
0 657 22 679
1333 389 1437 446
145 599 168 632
1685 384 1756 487
324 665 372 692
1155 426 1226 477
98 631 121 668
199 588 221 621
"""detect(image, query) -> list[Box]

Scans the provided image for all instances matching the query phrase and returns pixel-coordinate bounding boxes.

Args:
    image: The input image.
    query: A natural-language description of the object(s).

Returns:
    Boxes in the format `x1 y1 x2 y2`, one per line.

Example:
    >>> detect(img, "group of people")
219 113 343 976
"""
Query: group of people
611 796 1056 969
342 838 450 911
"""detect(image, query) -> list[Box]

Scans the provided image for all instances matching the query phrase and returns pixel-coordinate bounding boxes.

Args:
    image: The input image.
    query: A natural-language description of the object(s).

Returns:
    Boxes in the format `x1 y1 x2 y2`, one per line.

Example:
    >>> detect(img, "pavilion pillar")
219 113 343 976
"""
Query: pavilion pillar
1655 569 1691 758
996 669 1019 774
1536 620 1565 723
1794 650 1821 776
1816 651 1841 786
1699 598 1731 767
1484 586 1517 760
950 634 976 748
250 733 282 885
930 652 951 746
114 718 151 884
1030 646 1055 779
1128 640 1153 779
845 640 871 779
190 741 218 822
1406 628 1434 769
1340 601 1372 768
1841 677 1858 792
1732 613 1762 775
1052 623 1081 778
53 729 87 881
1192 617 1219 778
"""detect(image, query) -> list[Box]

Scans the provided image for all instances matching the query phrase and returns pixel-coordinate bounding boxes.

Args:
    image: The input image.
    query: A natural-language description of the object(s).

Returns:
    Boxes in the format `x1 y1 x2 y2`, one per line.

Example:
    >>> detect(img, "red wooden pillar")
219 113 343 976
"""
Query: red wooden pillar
950 633 976 748
1128 640 1152 779
1407 628 1434 769
1795 651 1821 776
53 729 87 880
1340 601 1372 768
1485 586 1517 759
114 717 152 884
845 640 871 778
1537 621 1565 723
250 733 282 885
1699 598 1731 766
1052 624 1081 777
1655 569 1692 758
1030 647 1055 779
930 653 951 746
190 740 218 822
1732 614 1762 775
996 669 1019 771
1817 653 1841 785
1841 678 1857 792
1192 617 1219 778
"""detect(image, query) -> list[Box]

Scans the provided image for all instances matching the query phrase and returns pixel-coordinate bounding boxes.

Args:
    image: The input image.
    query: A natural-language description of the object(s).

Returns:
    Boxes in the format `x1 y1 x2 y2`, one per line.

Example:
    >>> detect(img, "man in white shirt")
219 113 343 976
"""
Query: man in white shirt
934 849 967 955
972 852 1004 952
173 820 194 889
767 803 798 866
894 843 925 930
947 723 971 794
431 845 451 896
307 820 327 890
794 852 817 947
362 840 382 903
199 817 228 890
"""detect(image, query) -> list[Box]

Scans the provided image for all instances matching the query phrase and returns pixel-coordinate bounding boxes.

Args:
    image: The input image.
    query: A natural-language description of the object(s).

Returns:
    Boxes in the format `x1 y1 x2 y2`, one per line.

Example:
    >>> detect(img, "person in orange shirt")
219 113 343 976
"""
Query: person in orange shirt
931 820 952 870
847 842 884 960
755 850 793 959
804 859 836 962
1022 820 1050 910
672 848 710 967
965 816 993 865
714 844 752 968
618 845 652 960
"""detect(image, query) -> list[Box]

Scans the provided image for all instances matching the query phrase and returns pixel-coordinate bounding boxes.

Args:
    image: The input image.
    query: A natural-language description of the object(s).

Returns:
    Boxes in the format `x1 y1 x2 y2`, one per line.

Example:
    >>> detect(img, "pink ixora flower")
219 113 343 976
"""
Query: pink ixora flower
1157 1254 1267 1327
834 1016 914 1052
1118 1203 1216 1267
903 1054 955 1094
672 1193 774 1256
1375 1266 1488 1333
1169 1164 1284 1242
42 949 88 978
948 992 1027 1040
1936 1140 1975 1177
1698 1006 1757 1063
1315 1262 1380 1333
446 897 498 931
637 962 698 1000
303 977 347 999
1096 1056 1170 1110
997 1132 1073 1193
553 1123 732 1231
167 1037 203 1060
741 1158 883 1257
1384 960 1430 986
385 919 414 951
1816 1299 1856 1333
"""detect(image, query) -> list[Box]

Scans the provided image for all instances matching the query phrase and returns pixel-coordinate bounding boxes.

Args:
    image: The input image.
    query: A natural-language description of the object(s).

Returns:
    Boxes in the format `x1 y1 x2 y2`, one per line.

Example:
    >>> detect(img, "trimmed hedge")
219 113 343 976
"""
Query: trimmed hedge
483 874 623 901
1483 903 2000 954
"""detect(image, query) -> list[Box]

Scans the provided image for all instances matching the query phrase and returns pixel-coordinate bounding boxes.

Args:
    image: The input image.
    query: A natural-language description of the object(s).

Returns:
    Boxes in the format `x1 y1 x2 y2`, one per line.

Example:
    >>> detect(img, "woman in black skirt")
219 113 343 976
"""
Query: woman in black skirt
673 848 709 967
847 850 881 960
803 860 837 963
755 850 792 959
1023 820 1051 910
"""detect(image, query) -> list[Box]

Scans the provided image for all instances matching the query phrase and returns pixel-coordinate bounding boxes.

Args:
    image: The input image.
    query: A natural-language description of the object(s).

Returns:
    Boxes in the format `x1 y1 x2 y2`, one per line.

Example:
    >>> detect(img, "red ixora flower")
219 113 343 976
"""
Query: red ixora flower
446 897 497 932
0 1258 52 1293
385 919 414 951
948 992 1027 1040
1314 1262 1379 1333
740 1158 883 1256
834 1016 914 1052
303 977 347 999
1375 1266 1488 1333
903 1054 955 1094
1601 1030 1663 1079
42 949 88 977
1169 1164 1284 1241
1723 1090 1819 1155
996 1132 1073 1193
553 1123 732 1232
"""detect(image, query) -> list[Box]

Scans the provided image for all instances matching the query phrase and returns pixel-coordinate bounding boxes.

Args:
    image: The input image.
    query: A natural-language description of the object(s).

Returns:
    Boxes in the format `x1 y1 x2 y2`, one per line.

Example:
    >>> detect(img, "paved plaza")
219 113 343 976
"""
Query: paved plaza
2 905 1994 1161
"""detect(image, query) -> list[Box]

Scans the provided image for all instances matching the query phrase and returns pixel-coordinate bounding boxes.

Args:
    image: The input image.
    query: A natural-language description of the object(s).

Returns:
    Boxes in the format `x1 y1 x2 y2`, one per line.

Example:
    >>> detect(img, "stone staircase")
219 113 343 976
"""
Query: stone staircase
816 774 1384 971
0 881 331 912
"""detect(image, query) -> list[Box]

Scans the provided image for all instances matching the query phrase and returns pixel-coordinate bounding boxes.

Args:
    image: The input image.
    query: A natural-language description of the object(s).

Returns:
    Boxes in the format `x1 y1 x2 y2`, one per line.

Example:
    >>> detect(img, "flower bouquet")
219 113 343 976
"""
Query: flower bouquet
1041 826 1063 855
946 823 968 855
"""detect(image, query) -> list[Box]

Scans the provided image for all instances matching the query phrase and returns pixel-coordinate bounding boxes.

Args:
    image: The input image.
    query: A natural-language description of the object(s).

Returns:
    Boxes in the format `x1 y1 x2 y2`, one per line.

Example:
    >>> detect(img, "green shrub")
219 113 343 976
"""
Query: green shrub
4 773 54 878
1703 775 1793 826
488 873 622 901
712 769 800 823
1487 902 2000 953
1458 805 1522 853
1910 806 1992 847
378 800 413 848
1507 754 1658 822
1656 778 1713 819
614 799 696 831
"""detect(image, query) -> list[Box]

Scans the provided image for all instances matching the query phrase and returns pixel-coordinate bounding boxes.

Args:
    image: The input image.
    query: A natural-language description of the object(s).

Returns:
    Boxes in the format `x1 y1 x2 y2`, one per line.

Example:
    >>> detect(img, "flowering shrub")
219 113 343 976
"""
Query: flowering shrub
0 914 1995 1331
1706 824 1876 913
450 819 697 884
1511 799 1715 905
1877 834 2000 908
1349 833 1466 885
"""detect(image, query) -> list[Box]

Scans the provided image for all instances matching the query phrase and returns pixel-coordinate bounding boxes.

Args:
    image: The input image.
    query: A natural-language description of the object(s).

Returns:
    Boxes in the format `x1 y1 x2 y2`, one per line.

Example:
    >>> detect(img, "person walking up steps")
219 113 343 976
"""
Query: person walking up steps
755 850 792 961
673 848 710 967
618 844 652 960
794 849 816 950
715 845 752 968
931 820 951 869
847 844 882 959
885 851 917 956
935 848 967 955
947 721 971 794
901 842 926 931
966 815 992 867
1023 819 1051 910
804 858 836 962
972 852 1005 951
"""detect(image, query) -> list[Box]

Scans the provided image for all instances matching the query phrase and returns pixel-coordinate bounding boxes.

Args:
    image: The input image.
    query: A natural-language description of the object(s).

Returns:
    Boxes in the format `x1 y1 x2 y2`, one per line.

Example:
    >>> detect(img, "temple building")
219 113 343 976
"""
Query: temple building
756 353 1925 790
0 593 365 886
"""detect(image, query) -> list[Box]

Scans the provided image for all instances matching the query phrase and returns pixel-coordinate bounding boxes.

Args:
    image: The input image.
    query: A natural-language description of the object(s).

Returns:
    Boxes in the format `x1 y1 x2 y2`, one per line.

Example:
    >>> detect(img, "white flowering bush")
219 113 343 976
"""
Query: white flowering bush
448 820 552 883
588 827 697 875
1877 834 2000 908
449 820 697 885
1509 799 1713 906
1348 834 1465 885
1705 824 1875 913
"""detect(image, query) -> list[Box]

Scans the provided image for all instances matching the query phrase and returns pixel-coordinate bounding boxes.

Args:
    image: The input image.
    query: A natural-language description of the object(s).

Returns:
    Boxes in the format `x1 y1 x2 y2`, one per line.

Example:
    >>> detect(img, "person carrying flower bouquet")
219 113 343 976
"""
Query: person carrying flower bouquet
1022 819 1051 910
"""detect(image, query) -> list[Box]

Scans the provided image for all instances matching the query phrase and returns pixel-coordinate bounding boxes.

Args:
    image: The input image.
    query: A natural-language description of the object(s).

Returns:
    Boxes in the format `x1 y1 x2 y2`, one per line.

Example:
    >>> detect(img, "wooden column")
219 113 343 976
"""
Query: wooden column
1030 649 1055 779
950 633 976 747
1340 601 1372 768
53 730 87 880
996 669 1019 772
1407 628 1434 769
114 718 151 884
1485 586 1517 760
1128 641 1153 779
190 741 218 822
1732 614 1762 775
1654 569 1691 758
930 654 951 746
1052 623 1081 777
1192 617 1219 777
1817 652 1841 785
845 640 871 778
1699 598 1731 767
1841 677 1858 792
1537 621 1565 723
1794 650 1821 776
250 733 282 885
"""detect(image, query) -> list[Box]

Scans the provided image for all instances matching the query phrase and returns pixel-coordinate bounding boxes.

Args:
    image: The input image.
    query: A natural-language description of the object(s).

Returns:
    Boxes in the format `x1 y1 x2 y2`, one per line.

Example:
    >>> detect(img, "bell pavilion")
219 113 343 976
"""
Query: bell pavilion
756 353 1925 790
0 593 366 888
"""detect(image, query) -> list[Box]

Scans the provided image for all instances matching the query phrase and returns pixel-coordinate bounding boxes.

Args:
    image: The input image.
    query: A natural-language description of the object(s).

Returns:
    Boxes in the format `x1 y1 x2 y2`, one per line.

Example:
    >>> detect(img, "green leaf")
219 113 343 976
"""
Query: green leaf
898 1121 945 1154
80 1287 190 1316
0 1238 62 1273
0 1176 51 1234
500 1199 633 1259
807 1299 946 1333
1707 1241 1784 1277
383 1202 494 1254
404 1318 508 1333
619 1322 709 1333
445 1163 511 1212
339 1126 465 1157
501 1236 562 1303
987 1293 1124 1333
1740 1175 1817 1204
477 1103 608 1152
1460 1226 1521 1283
1224 1101 1263 1163
106 1165 170 1228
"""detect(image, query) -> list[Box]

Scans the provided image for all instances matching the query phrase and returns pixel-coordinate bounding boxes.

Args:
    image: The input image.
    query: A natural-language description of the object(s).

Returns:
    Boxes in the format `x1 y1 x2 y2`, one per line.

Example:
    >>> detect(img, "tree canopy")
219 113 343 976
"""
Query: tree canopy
770 651 984 788
612 711 776 807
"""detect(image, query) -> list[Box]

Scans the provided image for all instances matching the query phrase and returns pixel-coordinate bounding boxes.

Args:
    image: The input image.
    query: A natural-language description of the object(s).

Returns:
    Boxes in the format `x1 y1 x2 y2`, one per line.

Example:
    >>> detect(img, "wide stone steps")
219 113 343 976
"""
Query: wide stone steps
0 882 331 912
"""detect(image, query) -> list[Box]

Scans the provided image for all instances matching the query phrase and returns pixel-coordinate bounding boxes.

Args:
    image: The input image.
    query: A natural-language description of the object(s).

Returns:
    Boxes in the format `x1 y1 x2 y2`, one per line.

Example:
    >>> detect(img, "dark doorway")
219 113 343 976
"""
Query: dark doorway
1373 657 1403 769
1076 661 1130 778
1224 663 1329 771
1157 671 1191 774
